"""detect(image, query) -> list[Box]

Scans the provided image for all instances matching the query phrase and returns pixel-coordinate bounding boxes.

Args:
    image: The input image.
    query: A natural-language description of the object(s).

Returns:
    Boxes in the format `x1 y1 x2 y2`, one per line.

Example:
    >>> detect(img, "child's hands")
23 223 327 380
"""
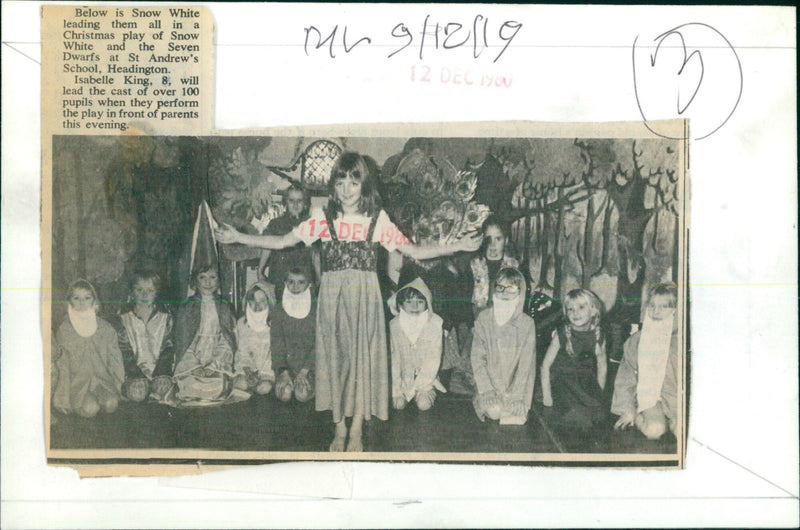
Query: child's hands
152 375 174 399
458 232 483 253
215 223 241 244
614 410 636 430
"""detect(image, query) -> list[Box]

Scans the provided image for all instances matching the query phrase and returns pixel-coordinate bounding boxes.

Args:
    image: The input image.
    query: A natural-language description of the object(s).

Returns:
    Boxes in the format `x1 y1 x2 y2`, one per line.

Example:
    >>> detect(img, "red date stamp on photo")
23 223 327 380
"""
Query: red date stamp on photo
410 65 512 88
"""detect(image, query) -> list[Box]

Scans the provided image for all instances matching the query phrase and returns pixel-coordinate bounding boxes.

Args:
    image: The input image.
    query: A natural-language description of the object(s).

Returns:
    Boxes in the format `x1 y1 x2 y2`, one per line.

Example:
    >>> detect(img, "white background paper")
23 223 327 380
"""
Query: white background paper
2 2 797 528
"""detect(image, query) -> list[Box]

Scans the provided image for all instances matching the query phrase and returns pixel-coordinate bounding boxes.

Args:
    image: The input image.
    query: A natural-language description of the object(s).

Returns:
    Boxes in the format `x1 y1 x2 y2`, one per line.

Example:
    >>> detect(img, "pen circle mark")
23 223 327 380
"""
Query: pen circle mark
632 22 743 140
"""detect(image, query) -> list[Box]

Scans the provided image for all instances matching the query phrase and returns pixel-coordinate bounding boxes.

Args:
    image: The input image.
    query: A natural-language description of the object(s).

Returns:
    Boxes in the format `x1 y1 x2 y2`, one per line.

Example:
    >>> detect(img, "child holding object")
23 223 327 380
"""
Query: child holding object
387 277 447 411
117 271 175 403
272 266 317 403
612 283 680 439
216 152 481 451
53 279 124 418
171 201 247 406
471 267 537 425
541 288 608 430
172 265 238 403
233 284 275 395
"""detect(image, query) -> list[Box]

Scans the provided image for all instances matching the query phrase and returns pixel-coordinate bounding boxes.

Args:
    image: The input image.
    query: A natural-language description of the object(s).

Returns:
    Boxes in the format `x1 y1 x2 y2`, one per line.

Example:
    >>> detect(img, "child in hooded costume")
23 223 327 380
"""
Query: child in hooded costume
53 279 125 418
170 201 247 406
612 283 680 439
471 267 537 425
272 266 317 403
388 278 447 411
233 284 275 395
172 266 239 404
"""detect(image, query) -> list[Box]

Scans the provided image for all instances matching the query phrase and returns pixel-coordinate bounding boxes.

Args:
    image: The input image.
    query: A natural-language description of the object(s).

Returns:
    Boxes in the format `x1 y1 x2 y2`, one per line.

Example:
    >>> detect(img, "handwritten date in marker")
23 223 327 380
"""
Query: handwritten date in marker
632 22 743 140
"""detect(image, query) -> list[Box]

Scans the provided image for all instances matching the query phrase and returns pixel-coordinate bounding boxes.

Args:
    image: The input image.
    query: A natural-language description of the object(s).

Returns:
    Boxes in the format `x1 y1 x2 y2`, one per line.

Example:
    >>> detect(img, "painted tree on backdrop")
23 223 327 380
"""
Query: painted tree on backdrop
380 137 680 317
499 138 680 314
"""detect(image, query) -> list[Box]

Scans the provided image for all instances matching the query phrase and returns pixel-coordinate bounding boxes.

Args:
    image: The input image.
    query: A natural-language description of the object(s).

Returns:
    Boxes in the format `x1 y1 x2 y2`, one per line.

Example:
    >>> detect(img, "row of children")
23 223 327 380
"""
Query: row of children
51 263 317 417
53 265 679 445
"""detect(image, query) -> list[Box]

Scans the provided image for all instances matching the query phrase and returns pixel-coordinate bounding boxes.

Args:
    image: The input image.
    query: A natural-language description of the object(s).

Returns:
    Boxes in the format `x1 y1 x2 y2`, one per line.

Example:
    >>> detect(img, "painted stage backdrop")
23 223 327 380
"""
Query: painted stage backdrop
52 134 680 330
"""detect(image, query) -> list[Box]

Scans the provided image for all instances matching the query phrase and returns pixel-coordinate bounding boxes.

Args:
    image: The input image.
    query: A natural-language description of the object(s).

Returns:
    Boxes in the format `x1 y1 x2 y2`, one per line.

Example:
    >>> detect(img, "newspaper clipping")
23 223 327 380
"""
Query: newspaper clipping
42 5 689 472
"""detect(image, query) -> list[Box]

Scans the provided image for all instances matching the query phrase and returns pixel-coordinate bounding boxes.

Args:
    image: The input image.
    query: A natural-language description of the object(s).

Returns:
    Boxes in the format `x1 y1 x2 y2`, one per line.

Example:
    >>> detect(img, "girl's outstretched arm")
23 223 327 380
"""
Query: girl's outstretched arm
398 233 483 261
216 223 301 250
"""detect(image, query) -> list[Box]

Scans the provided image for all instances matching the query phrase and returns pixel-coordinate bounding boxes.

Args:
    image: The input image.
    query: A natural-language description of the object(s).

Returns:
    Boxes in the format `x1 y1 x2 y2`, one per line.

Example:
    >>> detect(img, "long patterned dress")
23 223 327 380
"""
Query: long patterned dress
294 207 406 423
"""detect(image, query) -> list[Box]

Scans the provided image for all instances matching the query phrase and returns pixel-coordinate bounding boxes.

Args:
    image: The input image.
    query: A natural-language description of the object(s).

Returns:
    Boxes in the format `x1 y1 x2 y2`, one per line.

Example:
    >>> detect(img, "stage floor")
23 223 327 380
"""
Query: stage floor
50 391 677 459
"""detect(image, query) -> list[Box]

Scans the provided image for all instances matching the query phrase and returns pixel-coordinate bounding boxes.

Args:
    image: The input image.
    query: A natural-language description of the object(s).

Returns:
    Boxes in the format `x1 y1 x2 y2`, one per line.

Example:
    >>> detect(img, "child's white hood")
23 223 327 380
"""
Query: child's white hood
389 277 436 345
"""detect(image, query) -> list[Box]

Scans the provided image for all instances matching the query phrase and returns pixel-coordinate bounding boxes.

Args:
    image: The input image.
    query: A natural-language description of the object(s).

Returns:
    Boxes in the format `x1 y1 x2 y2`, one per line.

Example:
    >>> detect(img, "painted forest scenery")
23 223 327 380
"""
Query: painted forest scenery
52 135 680 313
48 130 687 462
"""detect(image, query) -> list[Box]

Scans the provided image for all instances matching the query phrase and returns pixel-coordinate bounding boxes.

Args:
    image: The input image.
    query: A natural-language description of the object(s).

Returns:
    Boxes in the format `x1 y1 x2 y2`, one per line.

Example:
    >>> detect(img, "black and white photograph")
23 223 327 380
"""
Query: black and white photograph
47 128 688 464
3 2 795 526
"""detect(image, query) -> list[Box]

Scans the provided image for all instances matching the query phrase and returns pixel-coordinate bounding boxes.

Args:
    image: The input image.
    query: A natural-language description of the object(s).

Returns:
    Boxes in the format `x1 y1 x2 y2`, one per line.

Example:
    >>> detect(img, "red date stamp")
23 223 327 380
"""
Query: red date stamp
410 65 512 88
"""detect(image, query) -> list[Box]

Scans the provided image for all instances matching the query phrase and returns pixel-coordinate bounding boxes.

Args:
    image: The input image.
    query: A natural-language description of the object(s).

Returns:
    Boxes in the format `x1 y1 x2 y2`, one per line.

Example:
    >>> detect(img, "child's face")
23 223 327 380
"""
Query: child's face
132 279 157 305
648 294 676 321
484 225 506 260
195 269 219 296
285 273 310 295
69 288 95 311
249 289 269 312
400 294 427 315
334 176 362 211
565 297 595 329
494 279 520 301
285 189 305 218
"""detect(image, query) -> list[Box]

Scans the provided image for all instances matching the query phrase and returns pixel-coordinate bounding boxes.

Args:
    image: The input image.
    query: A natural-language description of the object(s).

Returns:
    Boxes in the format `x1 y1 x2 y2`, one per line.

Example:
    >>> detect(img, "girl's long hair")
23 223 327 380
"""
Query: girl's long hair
325 152 381 218
562 288 605 357
479 214 517 260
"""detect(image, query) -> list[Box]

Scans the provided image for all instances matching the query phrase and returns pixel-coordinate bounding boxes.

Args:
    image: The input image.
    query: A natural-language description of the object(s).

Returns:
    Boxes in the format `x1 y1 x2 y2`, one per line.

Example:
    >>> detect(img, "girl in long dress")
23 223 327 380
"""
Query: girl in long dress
541 288 608 430
216 152 481 452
